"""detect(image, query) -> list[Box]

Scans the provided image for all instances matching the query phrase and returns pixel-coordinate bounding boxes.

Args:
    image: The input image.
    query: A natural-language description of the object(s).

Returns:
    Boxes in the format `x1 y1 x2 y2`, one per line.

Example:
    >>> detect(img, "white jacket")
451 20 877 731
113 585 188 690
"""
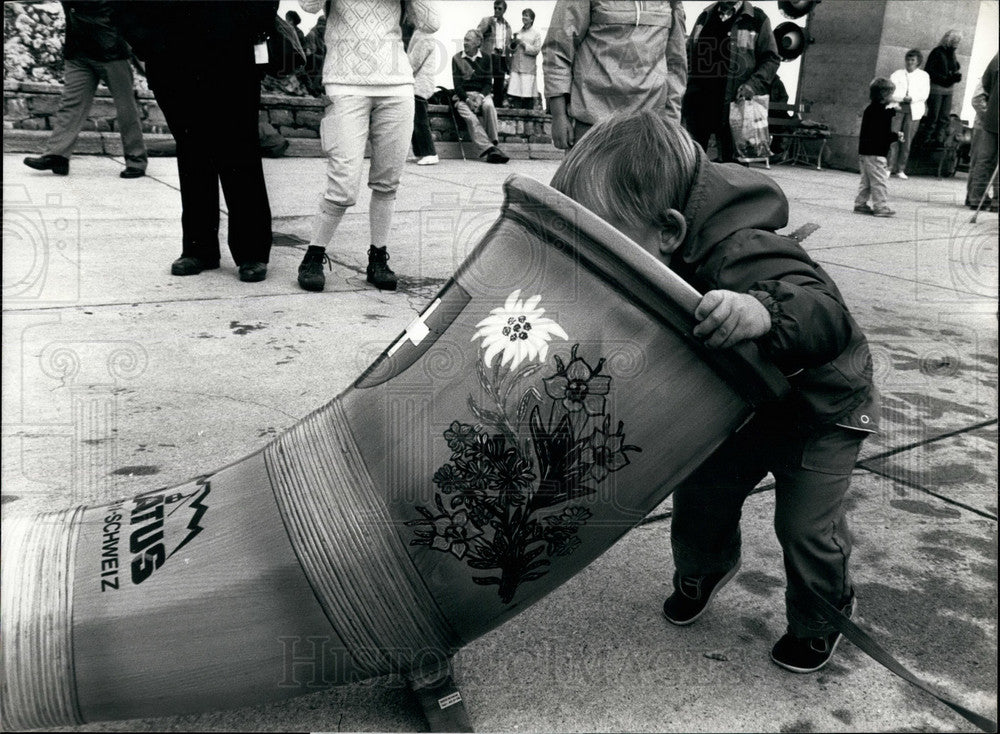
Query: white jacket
889 67 931 120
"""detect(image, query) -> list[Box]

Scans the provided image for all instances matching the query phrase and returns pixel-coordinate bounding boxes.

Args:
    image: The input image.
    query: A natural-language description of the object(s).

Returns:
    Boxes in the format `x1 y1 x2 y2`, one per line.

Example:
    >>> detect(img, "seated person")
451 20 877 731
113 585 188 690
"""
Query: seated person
452 29 509 163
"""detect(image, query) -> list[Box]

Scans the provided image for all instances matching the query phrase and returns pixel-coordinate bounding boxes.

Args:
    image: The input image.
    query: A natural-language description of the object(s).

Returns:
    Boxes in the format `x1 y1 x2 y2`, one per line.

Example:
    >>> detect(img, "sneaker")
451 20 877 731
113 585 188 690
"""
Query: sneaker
410 673 473 733
853 204 874 214
24 154 69 175
770 596 856 674
896 172 908 180
662 556 741 626
416 155 439 166
119 167 146 179
366 245 397 291
238 262 267 282
297 245 331 292
872 207 896 217
171 256 219 276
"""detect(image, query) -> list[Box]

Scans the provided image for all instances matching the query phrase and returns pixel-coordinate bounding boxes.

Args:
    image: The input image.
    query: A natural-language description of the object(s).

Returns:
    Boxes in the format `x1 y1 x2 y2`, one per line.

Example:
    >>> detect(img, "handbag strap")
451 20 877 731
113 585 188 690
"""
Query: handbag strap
811 590 997 732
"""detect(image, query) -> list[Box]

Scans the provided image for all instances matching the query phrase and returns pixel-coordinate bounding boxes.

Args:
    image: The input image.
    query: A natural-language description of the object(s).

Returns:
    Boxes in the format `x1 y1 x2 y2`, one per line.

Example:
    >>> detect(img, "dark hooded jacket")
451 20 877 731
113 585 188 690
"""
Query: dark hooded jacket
667 150 878 433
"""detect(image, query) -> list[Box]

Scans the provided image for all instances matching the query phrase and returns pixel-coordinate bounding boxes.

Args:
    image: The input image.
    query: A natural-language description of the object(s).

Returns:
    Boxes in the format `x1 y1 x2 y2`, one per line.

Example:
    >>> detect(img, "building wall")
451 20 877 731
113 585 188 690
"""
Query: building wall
800 0 982 170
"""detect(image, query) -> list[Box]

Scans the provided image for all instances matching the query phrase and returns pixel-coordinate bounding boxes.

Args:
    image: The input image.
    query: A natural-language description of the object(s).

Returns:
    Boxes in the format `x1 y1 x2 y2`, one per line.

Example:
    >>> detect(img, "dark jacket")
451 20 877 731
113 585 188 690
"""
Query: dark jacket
477 14 513 58
686 1 780 103
108 0 277 64
858 102 896 157
925 45 962 89
978 54 998 135
452 51 493 102
668 150 878 432
61 1 131 62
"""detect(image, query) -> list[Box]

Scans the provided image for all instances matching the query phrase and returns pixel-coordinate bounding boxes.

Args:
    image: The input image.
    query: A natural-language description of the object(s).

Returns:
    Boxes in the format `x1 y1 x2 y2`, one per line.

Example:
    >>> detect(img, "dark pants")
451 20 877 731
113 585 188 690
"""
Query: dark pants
146 56 272 265
489 52 507 108
670 408 866 637
966 127 998 206
684 97 735 162
46 57 147 169
412 96 436 157
509 95 534 110
919 92 953 147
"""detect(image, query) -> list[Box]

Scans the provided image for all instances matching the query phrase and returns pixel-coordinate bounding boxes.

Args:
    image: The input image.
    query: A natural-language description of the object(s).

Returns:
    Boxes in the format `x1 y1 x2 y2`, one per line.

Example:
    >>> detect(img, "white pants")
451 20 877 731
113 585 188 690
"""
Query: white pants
453 96 499 153
319 94 415 207
855 155 890 210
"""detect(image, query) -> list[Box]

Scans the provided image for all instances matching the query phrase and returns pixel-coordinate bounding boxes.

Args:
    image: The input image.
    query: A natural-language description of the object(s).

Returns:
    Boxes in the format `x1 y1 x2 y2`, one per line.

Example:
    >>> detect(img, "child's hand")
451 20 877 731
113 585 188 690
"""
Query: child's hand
693 290 771 348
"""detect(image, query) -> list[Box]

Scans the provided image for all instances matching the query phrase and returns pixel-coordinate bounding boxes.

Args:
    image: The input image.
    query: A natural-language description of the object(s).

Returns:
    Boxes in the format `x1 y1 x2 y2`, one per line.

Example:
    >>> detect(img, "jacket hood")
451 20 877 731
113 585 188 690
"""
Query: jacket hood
678 147 790 263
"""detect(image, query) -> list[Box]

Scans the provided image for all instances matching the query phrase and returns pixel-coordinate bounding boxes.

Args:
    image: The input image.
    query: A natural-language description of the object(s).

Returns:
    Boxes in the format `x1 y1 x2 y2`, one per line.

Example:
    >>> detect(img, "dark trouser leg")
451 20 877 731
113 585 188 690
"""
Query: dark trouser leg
147 61 221 263
490 53 507 107
671 417 771 579
100 59 147 170
967 128 998 206
772 426 864 638
412 95 436 157
45 58 99 159
213 61 272 265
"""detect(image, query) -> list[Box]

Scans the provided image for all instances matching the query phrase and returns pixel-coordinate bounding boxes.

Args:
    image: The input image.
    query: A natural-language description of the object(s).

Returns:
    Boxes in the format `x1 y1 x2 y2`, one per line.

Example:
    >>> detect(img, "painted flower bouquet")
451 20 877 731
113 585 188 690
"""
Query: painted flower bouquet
408 291 641 604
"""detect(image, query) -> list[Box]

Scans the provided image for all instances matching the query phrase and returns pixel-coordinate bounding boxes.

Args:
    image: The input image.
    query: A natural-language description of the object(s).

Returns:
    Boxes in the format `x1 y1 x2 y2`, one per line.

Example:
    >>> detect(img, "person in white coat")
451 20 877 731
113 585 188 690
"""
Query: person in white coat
507 8 542 109
888 49 931 178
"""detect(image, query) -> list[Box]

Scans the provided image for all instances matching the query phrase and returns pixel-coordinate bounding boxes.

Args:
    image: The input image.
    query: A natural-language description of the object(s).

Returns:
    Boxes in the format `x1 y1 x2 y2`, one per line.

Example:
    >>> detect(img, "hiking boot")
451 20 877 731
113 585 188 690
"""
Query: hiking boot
238 262 267 282
297 245 330 292
853 204 874 214
24 154 69 175
171 256 219 276
366 245 397 291
662 556 741 626
872 207 896 217
770 596 856 674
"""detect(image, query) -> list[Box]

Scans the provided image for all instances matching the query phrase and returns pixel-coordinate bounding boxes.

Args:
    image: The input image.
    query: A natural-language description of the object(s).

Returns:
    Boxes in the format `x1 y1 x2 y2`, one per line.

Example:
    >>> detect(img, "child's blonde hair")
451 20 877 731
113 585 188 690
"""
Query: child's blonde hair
550 111 698 233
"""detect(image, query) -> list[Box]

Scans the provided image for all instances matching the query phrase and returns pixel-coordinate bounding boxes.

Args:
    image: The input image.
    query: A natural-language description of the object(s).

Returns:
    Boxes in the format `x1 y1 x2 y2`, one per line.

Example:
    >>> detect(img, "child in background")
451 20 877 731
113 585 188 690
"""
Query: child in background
550 110 879 674
855 77 902 217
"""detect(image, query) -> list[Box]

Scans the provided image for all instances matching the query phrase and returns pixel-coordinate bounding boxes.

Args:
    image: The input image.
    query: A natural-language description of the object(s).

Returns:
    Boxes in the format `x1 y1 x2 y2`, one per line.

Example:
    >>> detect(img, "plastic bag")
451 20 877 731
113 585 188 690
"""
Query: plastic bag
729 95 772 159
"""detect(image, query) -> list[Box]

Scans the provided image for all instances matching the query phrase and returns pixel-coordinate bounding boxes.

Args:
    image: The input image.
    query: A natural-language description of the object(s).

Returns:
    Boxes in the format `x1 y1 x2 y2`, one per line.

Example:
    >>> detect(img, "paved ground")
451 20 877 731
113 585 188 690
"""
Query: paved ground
2 150 997 733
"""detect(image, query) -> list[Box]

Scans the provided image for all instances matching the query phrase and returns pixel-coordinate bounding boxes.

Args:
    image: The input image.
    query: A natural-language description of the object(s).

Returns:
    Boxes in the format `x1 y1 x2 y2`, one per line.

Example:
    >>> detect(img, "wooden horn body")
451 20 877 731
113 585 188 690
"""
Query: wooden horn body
1 175 788 729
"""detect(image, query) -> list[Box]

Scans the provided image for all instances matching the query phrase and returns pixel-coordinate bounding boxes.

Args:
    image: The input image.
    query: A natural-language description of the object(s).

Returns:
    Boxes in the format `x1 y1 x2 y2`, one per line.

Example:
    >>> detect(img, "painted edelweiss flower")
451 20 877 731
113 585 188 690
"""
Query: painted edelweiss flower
472 289 568 370
543 344 611 415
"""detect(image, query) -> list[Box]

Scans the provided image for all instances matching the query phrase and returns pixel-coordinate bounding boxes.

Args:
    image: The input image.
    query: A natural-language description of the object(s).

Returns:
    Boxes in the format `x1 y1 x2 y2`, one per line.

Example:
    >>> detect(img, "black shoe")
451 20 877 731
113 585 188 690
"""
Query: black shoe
483 146 509 164
120 167 145 179
238 262 267 282
662 556 741 626
770 596 856 674
171 256 219 276
24 155 69 175
366 245 397 291
297 245 331 292
410 674 473 733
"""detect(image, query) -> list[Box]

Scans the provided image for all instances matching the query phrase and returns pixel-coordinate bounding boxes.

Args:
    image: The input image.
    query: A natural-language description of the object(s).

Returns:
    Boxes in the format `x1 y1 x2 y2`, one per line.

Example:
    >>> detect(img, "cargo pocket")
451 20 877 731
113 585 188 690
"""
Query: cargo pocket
800 427 864 475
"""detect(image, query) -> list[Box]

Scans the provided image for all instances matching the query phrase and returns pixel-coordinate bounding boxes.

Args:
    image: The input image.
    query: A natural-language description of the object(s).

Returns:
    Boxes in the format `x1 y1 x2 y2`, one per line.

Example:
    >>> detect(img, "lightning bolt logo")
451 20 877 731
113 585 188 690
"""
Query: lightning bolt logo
168 477 211 559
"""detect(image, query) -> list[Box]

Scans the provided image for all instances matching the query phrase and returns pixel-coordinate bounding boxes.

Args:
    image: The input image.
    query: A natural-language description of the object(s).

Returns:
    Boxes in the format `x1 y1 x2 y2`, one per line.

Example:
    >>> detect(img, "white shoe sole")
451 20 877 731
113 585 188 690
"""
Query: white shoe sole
663 556 742 626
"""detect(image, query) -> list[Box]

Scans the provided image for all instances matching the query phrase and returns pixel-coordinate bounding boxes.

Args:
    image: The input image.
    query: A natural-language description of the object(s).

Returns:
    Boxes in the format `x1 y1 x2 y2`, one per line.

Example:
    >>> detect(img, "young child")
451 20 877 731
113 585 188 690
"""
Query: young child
550 110 879 673
856 77 902 217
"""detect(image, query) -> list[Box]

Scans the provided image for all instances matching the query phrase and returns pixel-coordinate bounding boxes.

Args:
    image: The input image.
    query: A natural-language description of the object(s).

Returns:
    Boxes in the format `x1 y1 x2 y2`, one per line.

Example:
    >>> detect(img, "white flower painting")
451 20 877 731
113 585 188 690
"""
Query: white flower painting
472 289 569 370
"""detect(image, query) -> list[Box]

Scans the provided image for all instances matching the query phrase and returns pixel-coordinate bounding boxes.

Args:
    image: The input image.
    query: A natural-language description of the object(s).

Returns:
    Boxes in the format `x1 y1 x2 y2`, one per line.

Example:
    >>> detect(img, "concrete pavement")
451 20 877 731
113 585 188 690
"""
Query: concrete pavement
2 150 997 733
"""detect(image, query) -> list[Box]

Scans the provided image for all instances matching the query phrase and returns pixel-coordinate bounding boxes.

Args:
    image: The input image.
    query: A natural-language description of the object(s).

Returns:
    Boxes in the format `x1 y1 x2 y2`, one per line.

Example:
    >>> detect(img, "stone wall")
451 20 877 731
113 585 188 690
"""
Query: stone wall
3 81 555 158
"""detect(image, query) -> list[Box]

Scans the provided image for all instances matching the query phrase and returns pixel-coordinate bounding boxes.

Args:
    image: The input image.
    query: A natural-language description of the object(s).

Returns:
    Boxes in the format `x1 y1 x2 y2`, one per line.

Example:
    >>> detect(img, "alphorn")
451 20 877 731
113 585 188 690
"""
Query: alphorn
2 174 788 729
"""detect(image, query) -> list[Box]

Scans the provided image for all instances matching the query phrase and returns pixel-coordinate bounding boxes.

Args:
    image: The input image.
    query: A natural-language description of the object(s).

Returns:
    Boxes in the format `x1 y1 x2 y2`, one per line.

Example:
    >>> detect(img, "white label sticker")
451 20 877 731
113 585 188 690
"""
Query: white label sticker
438 691 463 709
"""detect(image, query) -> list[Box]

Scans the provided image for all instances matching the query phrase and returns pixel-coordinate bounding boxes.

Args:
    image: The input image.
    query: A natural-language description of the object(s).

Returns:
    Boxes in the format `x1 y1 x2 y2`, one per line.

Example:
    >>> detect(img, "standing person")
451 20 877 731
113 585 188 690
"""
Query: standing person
23 0 146 178
919 30 963 149
110 0 276 282
296 0 441 294
855 78 902 218
302 3 329 97
966 54 998 211
477 0 513 108
507 8 541 110
550 110 878 674
888 49 931 179
404 16 439 166
452 30 509 164
682 0 780 163
543 0 687 150
285 10 307 51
